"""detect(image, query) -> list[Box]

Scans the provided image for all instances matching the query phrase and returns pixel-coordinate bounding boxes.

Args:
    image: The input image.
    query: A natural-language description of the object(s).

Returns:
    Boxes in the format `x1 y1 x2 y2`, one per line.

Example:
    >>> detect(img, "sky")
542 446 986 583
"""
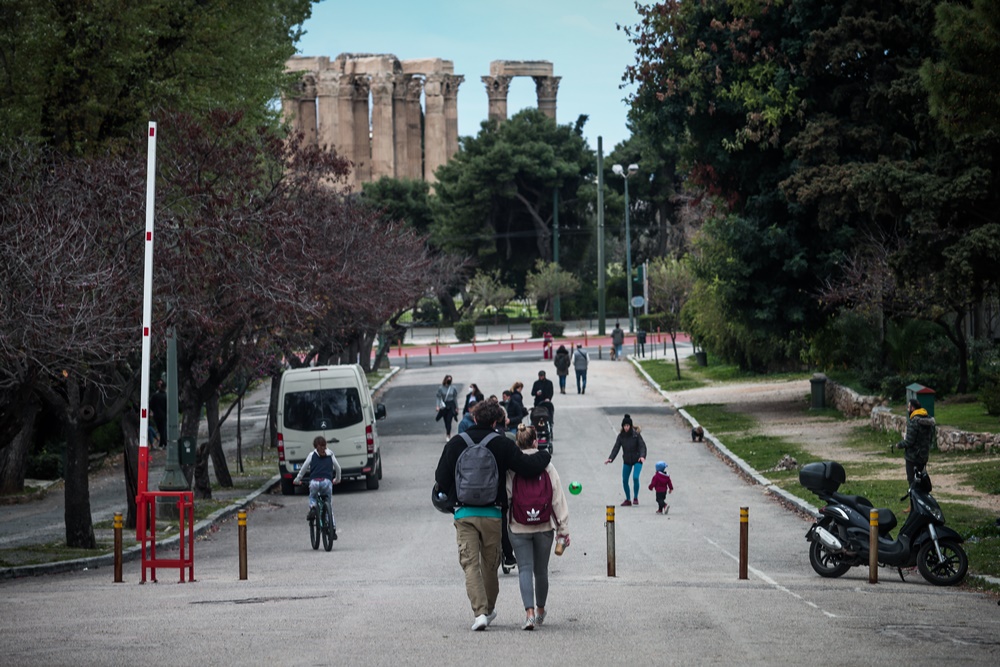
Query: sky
293 0 642 153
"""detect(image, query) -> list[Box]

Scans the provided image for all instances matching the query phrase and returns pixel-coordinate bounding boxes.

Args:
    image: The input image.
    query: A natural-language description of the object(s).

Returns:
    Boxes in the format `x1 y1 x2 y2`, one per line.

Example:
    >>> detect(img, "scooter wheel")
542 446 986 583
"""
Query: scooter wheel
808 540 851 578
916 539 968 586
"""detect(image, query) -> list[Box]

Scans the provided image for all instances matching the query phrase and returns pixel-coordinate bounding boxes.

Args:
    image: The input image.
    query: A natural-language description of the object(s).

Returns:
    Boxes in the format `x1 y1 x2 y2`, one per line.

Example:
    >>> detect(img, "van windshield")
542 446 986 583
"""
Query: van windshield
283 388 363 431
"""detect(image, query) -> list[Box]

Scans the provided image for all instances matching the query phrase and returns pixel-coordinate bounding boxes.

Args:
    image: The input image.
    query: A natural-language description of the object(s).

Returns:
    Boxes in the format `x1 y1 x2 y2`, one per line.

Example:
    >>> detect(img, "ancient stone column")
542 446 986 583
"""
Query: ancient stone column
481 74 512 123
533 76 561 121
352 76 371 184
443 74 464 160
424 73 448 183
405 77 424 180
316 70 341 151
369 73 395 181
392 75 411 178
298 75 318 146
337 75 357 173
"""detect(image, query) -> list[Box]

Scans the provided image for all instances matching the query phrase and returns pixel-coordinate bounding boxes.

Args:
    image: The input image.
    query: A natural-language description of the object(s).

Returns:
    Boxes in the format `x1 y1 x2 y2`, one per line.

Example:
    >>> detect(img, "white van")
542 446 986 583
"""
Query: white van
277 364 387 494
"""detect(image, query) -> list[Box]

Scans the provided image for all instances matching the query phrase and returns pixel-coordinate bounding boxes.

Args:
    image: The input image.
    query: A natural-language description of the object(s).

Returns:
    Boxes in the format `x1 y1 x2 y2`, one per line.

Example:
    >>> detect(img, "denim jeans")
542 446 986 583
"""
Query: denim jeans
621 462 643 500
575 370 587 393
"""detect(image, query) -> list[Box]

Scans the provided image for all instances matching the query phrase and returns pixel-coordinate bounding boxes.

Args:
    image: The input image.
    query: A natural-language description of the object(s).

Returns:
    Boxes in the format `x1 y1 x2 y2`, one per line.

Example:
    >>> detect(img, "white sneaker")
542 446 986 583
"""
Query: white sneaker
471 614 488 631
485 609 497 626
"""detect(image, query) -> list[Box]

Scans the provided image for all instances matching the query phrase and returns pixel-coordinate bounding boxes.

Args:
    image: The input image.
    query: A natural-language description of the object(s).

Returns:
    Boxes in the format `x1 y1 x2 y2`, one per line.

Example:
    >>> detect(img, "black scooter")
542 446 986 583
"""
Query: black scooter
800 461 968 586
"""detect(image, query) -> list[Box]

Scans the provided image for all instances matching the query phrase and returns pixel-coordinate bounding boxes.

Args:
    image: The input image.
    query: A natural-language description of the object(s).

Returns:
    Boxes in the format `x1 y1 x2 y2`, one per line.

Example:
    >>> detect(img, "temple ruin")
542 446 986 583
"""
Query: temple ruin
283 55 559 186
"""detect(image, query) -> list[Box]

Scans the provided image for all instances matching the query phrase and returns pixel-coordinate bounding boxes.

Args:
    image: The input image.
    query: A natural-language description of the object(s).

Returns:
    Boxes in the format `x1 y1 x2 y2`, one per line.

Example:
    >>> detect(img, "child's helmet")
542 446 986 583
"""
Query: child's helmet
655 461 667 472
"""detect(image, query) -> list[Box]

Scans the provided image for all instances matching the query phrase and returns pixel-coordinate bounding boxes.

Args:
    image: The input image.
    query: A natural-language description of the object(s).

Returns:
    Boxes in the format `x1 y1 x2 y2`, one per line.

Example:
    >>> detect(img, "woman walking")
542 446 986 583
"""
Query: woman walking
553 345 570 394
435 375 459 440
507 424 570 630
604 414 647 506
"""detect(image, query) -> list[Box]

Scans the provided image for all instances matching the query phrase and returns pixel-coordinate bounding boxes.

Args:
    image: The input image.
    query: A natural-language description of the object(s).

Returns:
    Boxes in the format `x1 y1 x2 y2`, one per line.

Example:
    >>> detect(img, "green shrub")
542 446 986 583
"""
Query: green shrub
531 320 565 338
638 313 670 333
26 444 64 481
454 320 477 342
980 380 1000 416
413 297 441 324
91 420 122 455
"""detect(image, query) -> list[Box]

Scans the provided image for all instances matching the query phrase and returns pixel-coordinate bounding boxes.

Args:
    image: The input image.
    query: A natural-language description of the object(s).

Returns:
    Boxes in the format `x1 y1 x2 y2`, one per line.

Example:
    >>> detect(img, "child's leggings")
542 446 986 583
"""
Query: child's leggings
621 462 643 500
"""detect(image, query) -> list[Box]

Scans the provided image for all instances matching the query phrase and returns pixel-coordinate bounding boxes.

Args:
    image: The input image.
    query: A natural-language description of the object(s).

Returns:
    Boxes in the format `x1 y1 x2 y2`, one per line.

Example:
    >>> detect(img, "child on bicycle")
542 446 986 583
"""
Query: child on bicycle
293 436 342 538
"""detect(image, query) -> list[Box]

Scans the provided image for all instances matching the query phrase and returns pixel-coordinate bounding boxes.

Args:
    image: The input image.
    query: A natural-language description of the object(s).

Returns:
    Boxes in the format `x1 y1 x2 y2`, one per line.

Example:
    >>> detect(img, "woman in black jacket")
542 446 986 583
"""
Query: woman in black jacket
604 414 647 506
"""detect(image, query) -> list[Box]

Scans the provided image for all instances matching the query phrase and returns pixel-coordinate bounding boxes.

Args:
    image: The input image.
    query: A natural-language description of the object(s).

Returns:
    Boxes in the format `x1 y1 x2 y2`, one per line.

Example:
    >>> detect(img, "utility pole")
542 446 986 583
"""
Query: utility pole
597 138 606 336
553 188 561 322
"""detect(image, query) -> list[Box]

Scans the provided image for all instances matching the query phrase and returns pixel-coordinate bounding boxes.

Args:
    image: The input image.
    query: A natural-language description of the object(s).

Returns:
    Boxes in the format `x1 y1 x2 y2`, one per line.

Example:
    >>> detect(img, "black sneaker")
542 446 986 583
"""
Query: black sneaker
332 527 338 540
307 507 317 520
503 556 516 567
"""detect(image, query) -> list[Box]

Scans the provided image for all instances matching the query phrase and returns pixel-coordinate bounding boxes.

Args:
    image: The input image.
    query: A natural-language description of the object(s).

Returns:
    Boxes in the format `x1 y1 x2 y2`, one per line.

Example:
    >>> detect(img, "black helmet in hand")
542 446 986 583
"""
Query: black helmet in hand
432 483 455 514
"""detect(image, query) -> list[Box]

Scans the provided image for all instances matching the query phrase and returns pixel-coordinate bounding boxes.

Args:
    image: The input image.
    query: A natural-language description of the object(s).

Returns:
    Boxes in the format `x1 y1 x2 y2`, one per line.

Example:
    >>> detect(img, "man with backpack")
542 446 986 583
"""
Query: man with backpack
434 401 552 631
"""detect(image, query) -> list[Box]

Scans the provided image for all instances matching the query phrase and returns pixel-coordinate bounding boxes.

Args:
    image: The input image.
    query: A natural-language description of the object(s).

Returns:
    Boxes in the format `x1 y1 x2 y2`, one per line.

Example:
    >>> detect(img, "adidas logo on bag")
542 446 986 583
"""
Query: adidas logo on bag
526 508 541 522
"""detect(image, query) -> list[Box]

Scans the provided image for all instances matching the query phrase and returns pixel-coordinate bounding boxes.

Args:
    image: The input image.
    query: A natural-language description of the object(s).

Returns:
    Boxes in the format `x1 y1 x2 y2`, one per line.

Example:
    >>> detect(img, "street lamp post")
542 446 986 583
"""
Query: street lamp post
612 163 639 333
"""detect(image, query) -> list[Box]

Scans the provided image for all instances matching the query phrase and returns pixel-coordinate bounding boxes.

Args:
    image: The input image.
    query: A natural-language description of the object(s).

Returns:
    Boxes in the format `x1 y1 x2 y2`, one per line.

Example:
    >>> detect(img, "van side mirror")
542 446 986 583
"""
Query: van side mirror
375 403 387 420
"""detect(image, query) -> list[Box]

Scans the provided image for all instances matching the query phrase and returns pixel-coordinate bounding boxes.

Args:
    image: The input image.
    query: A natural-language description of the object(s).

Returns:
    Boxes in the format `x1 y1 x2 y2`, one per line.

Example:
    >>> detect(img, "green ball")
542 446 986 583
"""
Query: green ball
568 481 582 495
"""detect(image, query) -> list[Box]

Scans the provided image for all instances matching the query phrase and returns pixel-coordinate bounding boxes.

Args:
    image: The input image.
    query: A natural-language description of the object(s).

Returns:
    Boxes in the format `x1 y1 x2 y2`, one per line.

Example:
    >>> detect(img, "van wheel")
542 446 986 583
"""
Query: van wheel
280 477 295 496
366 457 381 490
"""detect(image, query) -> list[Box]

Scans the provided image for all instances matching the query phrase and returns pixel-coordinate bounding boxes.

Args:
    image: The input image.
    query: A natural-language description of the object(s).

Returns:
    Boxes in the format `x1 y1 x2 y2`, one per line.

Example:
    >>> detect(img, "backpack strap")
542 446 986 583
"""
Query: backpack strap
459 431 500 448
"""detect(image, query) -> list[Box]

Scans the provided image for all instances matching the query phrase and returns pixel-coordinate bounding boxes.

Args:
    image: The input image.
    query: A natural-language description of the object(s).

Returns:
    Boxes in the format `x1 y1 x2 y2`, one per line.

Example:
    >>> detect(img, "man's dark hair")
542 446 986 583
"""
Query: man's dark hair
472 400 504 428
907 398 922 413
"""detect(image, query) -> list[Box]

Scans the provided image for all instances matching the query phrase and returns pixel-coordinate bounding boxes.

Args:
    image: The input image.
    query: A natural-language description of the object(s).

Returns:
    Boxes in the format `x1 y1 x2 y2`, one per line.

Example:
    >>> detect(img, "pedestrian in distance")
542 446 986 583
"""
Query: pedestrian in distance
553 344 571 394
435 375 459 441
503 387 527 431
434 401 552 631
611 322 625 361
507 423 570 630
293 436 342 539
648 461 674 514
530 371 554 407
463 383 484 415
604 414 647 506
892 398 935 489
572 344 589 394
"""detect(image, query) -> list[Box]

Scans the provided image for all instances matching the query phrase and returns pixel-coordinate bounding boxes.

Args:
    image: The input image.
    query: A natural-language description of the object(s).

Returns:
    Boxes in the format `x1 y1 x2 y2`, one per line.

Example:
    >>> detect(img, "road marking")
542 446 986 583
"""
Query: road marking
704 536 837 618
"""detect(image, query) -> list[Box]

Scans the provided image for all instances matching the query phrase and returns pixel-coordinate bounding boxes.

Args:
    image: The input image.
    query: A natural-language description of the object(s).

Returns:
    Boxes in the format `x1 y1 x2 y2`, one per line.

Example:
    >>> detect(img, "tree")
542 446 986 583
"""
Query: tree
921 0 1000 140
648 257 693 379
0 141 145 545
0 0 316 152
525 261 581 318
466 270 516 324
431 109 595 293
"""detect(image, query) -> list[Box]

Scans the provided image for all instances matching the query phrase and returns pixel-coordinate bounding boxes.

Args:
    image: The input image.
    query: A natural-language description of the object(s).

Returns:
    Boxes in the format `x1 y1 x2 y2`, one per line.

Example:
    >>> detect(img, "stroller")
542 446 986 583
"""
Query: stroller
529 402 554 454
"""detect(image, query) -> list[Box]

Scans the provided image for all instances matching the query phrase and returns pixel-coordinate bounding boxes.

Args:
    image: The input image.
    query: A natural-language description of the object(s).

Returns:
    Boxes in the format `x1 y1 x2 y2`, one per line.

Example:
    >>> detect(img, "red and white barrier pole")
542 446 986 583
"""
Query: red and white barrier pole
137 122 157 507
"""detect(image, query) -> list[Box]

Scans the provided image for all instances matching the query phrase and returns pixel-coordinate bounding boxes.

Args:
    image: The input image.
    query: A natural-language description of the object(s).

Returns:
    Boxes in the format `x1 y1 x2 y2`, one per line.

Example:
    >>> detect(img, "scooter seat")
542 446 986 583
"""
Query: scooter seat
831 492 897 533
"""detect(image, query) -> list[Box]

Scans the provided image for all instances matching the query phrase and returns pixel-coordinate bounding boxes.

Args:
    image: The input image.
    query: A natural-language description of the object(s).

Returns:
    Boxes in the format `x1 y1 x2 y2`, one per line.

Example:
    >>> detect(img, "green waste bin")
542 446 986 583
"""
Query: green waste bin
810 373 827 409
178 436 197 466
905 383 935 418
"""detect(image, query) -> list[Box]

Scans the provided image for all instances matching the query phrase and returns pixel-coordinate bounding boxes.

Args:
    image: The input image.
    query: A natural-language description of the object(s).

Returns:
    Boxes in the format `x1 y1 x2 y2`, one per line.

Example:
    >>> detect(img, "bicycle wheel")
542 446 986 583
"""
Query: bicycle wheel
309 506 320 550
322 503 334 552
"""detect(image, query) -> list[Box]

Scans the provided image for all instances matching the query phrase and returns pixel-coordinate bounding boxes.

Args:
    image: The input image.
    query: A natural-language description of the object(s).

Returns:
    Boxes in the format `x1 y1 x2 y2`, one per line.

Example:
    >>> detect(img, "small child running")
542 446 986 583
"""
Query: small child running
648 461 674 514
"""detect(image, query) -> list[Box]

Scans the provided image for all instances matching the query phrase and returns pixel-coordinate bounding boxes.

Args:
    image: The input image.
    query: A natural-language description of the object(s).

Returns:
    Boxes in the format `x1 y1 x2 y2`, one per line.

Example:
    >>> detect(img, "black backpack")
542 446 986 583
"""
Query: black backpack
455 432 501 506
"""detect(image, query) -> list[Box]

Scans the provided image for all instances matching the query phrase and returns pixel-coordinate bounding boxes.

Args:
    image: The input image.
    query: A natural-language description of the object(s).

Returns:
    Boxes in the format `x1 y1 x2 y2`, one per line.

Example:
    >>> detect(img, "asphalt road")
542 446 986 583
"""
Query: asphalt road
1 355 999 666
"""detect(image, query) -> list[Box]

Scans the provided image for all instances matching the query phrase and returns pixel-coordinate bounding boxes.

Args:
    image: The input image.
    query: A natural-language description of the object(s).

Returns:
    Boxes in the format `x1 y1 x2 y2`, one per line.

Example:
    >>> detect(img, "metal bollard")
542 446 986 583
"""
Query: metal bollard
598 344 603 360
404 353 408 369
428 350 432 366
869 508 879 584
113 512 123 583
606 505 616 577
238 510 248 581
739 507 749 579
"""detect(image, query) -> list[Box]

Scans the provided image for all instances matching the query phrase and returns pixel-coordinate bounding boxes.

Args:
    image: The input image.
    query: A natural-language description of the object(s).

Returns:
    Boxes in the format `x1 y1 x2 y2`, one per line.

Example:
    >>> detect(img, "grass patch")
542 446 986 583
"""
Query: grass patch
684 404 757 434
0 541 116 568
933 401 1000 434
636 359 706 392
723 433 813 473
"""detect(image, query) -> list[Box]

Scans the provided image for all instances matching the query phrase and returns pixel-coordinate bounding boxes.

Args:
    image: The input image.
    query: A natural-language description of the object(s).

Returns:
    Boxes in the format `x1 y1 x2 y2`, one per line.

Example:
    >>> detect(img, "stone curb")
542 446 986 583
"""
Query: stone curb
0 475 281 581
0 366 403 582
629 356 1000 588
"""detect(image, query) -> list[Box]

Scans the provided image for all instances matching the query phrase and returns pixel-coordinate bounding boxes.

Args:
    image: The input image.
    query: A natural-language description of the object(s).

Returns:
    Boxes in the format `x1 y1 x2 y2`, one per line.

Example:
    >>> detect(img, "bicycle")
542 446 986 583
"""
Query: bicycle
309 491 335 552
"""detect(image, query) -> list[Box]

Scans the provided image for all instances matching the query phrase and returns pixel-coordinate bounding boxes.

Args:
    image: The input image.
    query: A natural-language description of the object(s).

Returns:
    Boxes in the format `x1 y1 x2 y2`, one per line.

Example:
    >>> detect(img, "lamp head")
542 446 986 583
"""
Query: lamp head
627 163 639 176
611 164 624 177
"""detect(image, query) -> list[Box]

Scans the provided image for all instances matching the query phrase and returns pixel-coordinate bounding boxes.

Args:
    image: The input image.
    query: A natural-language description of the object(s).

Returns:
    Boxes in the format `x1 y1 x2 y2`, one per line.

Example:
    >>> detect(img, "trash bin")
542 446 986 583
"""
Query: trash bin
906 383 935 417
695 351 708 367
810 373 827 409
178 436 197 466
